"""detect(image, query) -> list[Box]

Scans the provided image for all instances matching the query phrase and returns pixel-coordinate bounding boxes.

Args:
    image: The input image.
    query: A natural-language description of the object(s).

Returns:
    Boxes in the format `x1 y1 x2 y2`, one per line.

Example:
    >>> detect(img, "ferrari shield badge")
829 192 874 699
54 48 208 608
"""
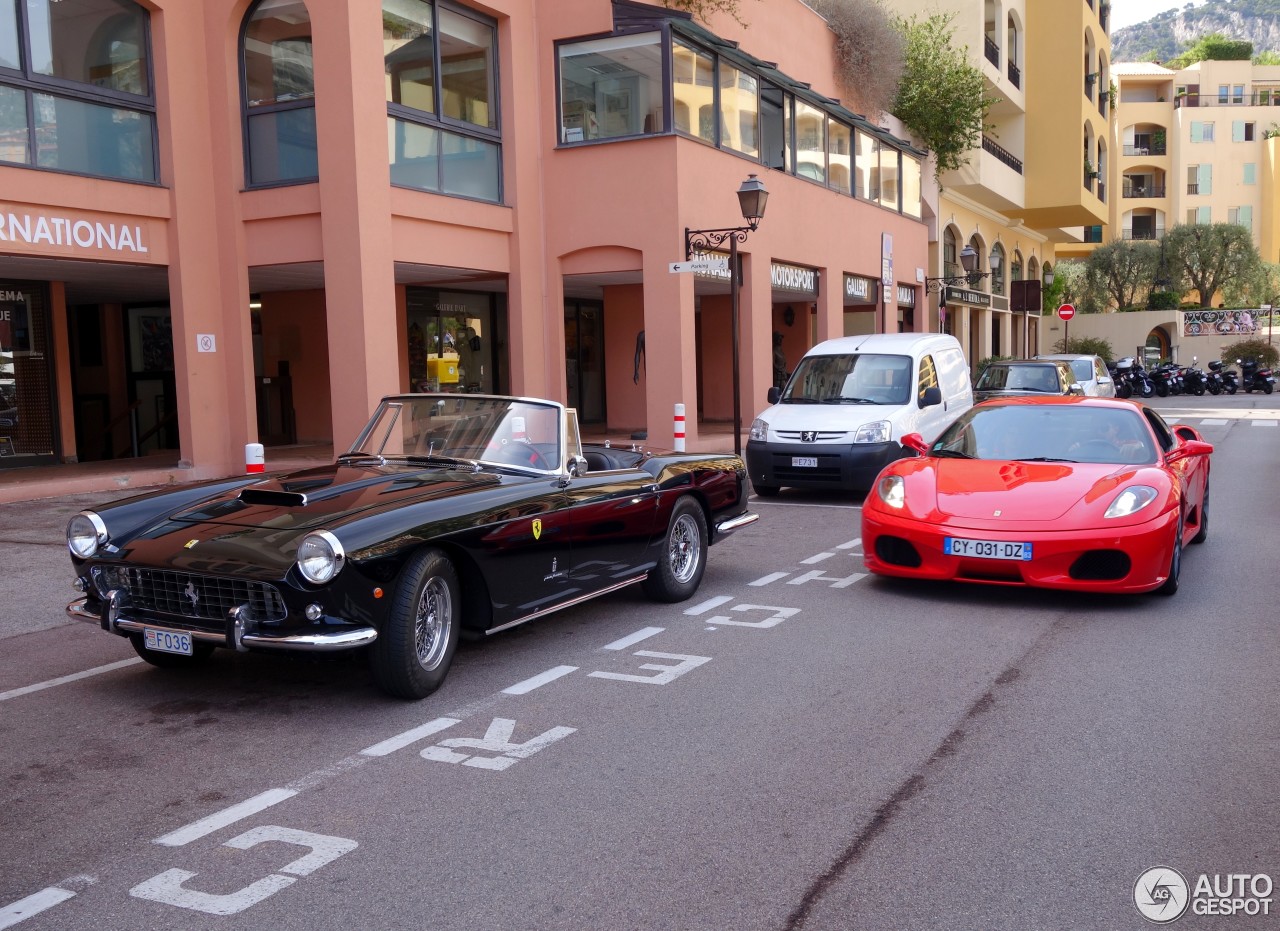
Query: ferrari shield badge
184 539 199 549
532 519 542 540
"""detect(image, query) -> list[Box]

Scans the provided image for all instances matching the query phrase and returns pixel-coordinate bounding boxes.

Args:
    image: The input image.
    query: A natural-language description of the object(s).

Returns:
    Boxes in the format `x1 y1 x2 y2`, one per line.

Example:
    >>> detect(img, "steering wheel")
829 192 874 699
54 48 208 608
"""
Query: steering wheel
485 440 550 470
1072 439 1119 460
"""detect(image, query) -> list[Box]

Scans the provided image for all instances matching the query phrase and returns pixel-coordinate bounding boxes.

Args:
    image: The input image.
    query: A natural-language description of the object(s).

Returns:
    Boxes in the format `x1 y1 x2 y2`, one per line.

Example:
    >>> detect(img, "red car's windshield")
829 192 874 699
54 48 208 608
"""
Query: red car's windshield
932 405 1157 465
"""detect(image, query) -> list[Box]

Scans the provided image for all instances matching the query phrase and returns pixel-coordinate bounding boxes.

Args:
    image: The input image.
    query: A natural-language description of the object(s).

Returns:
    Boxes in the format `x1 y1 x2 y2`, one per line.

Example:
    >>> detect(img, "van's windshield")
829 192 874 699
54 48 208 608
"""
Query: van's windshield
780 353 913 405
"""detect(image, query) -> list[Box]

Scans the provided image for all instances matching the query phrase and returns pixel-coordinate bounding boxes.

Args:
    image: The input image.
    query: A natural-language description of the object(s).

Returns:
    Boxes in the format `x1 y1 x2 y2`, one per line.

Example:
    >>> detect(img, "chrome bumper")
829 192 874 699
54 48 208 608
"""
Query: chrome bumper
714 511 759 537
67 596 377 652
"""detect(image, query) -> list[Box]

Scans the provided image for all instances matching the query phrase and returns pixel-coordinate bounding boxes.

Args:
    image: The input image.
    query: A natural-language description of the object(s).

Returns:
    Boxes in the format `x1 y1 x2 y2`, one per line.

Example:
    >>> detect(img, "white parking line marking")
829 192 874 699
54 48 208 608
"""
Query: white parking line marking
360 717 461 757
685 595 733 615
502 665 578 695
788 569 866 588
801 552 835 564
0 887 77 929
836 538 862 550
1256 420 1277 427
1199 418 1228 425
602 628 664 651
0 658 143 703
749 572 790 586
153 788 298 847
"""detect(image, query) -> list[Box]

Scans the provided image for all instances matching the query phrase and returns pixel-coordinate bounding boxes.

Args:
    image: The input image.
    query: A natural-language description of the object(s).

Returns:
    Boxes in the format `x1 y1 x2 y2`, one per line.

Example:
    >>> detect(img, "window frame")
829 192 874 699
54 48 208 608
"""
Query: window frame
240 0 318 189
0 0 159 183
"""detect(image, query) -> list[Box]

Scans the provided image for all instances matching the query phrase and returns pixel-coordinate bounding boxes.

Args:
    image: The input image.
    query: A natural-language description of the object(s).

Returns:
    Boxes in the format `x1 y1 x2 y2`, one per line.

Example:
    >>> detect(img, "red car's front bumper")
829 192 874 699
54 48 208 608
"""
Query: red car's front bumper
862 505 1181 594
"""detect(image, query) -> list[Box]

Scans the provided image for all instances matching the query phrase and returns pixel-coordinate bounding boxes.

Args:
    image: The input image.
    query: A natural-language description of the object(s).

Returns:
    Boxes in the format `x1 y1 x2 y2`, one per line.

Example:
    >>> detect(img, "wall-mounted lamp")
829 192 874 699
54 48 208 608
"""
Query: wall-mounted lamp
249 294 263 310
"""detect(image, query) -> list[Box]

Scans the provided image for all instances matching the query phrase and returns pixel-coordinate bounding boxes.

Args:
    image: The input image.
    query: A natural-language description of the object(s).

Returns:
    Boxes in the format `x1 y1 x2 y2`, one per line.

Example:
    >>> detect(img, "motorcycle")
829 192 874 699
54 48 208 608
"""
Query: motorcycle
1182 358 1208 396
1239 358 1276 395
1109 357 1134 399
1150 362 1181 397
1205 359 1226 395
1129 359 1155 398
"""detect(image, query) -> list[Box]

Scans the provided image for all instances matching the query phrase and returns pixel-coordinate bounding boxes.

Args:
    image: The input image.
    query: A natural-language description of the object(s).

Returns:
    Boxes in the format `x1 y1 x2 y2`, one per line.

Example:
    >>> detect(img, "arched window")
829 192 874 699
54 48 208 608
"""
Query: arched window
1011 250 1023 281
385 0 501 202
989 243 1006 295
242 0 317 186
0 0 156 181
943 227 958 278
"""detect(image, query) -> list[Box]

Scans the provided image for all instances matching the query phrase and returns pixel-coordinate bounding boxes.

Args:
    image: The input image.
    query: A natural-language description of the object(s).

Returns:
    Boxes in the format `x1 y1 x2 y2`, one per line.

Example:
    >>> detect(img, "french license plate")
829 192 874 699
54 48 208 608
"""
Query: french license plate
792 457 818 468
944 537 1032 561
144 628 193 656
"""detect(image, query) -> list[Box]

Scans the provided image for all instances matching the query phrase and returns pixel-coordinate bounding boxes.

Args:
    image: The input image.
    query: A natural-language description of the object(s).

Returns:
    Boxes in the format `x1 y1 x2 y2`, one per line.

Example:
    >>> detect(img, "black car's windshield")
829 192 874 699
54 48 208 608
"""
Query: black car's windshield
781 353 912 405
975 364 1062 393
931 405 1158 464
348 396 564 473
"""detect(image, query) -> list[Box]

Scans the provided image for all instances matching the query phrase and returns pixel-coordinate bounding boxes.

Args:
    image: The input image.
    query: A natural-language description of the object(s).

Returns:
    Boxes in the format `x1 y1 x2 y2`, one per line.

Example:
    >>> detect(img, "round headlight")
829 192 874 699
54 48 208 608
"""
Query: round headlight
1104 485 1159 519
67 512 107 559
296 530 345 584
877 474 906 509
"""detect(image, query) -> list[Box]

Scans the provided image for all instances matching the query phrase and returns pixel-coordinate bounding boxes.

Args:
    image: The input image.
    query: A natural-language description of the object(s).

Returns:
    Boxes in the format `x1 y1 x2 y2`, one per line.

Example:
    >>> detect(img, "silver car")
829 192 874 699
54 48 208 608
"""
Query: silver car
1034 354 1116 397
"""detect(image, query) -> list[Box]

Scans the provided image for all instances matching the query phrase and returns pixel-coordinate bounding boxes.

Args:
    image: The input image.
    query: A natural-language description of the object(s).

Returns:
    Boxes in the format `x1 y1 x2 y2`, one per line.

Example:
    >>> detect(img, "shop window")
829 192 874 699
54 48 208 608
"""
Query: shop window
243 0 317 186
558 32 662 144
828 119 851 195
901 155 922 219
0 0 156 181
721 64 758 158
878 143 899 210
794 100 825 183
856 129 878 201
759 82 787 171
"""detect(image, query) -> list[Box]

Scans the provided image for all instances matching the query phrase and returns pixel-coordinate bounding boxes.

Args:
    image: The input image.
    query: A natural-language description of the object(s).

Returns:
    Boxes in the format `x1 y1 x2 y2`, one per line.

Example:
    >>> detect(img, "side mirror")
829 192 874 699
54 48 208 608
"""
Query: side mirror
900 432 930 455
568 455 588 477
1192 355 1198 363
1165 439 1213 464
919 386 942 408
767 386 781 404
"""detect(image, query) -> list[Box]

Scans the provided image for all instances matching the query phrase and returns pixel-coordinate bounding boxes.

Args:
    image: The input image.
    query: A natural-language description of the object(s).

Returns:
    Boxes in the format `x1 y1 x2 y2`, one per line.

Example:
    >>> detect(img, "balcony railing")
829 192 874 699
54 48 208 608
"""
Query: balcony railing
1122 228 1165 240
1096 180 1106 203
1187 182 1200 195
984 35 999 68
981 134 1023 174
1123 143 1166 156
1008 61 1021 89
1123 184 1166 198
1183 92 1280 108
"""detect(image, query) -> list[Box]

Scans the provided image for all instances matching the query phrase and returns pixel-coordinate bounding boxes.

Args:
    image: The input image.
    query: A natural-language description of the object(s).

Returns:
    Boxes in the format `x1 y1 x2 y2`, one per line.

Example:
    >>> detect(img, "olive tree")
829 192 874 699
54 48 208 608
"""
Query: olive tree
808 0 903 121
1162 223 1263 308
660 0 757 25
1085 240 1161 310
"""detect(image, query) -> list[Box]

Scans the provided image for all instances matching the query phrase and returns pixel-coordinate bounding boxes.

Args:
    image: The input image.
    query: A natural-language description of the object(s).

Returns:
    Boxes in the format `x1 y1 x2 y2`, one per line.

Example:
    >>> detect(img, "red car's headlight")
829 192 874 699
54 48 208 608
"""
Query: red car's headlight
877 474 906 509
1104 485 1158 518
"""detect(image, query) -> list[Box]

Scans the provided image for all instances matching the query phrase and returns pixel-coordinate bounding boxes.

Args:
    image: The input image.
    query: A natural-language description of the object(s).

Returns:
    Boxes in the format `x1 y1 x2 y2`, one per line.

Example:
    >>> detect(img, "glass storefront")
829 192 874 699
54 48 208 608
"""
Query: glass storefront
405 288 502 394
564 300 605 424
0 281 57 467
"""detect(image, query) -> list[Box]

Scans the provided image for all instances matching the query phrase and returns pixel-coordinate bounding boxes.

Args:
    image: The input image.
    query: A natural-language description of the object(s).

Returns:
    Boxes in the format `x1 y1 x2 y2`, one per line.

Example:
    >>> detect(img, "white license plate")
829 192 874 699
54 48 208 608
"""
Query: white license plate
792 457 818 468
944 537 1032 561
144 628 194 656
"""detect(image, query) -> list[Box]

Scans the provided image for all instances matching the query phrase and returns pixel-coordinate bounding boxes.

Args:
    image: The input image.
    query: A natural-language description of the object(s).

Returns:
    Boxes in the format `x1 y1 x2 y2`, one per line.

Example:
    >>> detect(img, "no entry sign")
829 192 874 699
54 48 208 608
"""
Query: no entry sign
1057 304 1076 321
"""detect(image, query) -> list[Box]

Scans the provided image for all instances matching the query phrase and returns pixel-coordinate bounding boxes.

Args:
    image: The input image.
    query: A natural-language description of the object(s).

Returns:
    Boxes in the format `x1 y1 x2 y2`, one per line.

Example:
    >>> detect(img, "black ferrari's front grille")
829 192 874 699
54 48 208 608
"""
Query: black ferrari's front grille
93 567 287 624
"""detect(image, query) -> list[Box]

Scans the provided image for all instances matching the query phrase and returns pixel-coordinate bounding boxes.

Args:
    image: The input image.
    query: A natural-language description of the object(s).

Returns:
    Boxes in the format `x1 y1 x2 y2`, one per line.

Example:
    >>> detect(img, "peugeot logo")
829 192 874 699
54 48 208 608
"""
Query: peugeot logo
184 581 200 609
802 431 817 443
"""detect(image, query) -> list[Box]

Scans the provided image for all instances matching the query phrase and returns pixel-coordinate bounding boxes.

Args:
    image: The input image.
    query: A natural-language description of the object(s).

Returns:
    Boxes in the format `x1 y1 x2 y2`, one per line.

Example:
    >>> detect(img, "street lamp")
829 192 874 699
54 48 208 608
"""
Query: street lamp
924 245 996 293
685 174 769 456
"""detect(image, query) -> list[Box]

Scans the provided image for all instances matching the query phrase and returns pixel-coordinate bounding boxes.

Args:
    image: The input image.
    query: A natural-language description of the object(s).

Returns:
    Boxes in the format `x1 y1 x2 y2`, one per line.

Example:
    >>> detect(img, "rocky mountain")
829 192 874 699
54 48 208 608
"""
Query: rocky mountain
1111 0 1280 63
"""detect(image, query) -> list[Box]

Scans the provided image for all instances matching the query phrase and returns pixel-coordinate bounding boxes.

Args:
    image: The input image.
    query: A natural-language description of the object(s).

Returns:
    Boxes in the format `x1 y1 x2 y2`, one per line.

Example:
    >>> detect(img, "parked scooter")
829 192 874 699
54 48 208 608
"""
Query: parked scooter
1109 357 1134 398
1150 362 1181 397
1129 359 1155 398
1239 358 1277 395
1182 357 1208 396
1205 359 1226 395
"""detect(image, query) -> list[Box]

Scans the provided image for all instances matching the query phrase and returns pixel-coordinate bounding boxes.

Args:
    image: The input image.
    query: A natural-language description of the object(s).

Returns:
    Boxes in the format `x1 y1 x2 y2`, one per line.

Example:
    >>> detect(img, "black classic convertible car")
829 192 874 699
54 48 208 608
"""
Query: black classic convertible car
67 394 757 699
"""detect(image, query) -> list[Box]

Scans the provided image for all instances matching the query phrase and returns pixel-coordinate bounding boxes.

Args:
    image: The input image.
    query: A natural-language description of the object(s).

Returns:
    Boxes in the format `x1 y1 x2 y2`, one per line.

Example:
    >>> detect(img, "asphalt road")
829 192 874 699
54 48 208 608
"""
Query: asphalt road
1 391 1277 930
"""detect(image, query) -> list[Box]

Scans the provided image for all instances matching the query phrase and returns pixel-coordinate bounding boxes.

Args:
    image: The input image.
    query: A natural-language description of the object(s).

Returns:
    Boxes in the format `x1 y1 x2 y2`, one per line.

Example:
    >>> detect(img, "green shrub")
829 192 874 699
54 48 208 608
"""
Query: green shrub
1052 335 1115 362
1221 338 1279 368
1147 291 1180 310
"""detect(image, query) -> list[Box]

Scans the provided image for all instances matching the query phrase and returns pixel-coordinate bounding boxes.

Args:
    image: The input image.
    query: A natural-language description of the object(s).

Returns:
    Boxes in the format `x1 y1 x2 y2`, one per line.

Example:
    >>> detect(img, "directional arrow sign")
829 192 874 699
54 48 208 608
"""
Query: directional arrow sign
670 259 729 274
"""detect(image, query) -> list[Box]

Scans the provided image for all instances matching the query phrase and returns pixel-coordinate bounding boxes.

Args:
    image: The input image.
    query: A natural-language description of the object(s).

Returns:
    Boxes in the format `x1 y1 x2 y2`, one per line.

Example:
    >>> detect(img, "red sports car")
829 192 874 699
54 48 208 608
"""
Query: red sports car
862 397 1212 595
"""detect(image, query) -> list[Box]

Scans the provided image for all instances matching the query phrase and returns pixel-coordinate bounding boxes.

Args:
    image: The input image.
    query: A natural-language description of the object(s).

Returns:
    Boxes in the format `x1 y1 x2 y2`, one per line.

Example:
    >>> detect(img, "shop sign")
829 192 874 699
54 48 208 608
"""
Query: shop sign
944 286 991 308
771 262 817 295
896 285 916 306
0 206 150 256
689 250 732 281
844 274 874 302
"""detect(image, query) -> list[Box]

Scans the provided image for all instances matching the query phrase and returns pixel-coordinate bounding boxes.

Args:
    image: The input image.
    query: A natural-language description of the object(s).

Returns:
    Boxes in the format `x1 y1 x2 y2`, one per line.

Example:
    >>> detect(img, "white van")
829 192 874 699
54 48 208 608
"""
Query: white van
745 333 972 495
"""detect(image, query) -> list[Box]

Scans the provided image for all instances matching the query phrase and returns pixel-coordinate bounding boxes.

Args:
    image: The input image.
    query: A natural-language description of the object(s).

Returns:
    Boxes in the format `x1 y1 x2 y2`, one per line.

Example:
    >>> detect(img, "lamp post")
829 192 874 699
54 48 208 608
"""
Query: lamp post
924 245 995 345
1038 267 1055 355
685 174 769 456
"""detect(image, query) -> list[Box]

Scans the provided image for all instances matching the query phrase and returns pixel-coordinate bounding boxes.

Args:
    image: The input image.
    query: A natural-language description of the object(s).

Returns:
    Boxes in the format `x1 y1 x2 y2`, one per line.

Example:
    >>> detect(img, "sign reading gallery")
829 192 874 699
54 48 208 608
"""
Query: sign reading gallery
0 208 150 255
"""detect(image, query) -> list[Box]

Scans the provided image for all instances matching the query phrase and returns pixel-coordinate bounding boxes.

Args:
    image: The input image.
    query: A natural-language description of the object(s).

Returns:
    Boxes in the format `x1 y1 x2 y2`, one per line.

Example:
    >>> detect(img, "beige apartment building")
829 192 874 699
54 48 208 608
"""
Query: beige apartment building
891 0 1111 361
1106 59 1280 263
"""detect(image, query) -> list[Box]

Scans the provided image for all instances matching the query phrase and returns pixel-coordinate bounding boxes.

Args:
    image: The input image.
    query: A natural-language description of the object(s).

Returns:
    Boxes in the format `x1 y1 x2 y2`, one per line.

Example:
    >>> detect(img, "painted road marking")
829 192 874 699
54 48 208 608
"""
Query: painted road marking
1256 420 1277 427
705 604 800 629
360 717 461 757
153 788 298 847
1199 418 1228 425
0 658 142 703
502 665 578 695
749 572 790 586
0 886 78 930
685 595 734 615
801 552 835 564
788 568 866 588
589 651 711 685
836 538 862 550
603 627 664 651
421 718 577 771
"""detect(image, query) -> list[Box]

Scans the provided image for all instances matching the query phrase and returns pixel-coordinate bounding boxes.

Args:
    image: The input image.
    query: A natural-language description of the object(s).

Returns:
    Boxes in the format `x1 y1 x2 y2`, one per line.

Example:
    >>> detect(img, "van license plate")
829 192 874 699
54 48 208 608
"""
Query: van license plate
144 628 193 656
792 457 818 468
944 538 1032 561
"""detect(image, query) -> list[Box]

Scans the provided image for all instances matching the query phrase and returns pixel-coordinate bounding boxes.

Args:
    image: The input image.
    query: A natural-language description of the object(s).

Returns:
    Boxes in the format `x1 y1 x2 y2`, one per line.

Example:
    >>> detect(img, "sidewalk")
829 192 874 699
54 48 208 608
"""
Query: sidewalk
0 424 749 505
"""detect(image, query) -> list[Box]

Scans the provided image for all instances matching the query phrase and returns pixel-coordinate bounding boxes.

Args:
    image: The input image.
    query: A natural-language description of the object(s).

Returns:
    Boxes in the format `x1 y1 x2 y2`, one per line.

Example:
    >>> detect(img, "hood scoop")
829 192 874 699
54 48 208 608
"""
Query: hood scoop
238 487 309 507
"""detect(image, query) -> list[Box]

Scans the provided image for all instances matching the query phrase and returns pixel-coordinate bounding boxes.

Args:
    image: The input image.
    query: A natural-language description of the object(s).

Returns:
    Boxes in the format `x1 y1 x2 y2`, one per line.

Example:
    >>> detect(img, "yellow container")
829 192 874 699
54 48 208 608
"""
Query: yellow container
427 356 459 383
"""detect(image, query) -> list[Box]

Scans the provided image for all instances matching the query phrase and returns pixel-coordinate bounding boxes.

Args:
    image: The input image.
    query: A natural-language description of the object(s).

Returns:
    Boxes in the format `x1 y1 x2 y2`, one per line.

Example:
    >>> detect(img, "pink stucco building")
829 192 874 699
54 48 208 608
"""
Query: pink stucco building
0 0 928 482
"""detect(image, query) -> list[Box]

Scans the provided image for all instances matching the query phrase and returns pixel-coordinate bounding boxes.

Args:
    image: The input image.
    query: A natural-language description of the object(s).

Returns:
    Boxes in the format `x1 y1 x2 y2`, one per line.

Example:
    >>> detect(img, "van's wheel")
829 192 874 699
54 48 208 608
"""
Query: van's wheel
1156 517 1183 596
1191 481 1209 544
370 547 460 700
753 482 780 497
129 633 214 668
642 497 707 603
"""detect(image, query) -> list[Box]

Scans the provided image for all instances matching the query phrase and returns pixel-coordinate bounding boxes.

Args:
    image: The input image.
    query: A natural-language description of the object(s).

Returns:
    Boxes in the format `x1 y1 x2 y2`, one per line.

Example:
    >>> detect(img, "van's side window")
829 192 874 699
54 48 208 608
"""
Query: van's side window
917 354 939 406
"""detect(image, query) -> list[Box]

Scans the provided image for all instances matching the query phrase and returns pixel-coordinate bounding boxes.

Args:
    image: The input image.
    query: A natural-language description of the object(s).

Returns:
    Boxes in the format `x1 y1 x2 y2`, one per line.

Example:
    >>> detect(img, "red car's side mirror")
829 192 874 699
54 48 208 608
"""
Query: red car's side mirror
1165 439 1213 465
900 432 930 455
